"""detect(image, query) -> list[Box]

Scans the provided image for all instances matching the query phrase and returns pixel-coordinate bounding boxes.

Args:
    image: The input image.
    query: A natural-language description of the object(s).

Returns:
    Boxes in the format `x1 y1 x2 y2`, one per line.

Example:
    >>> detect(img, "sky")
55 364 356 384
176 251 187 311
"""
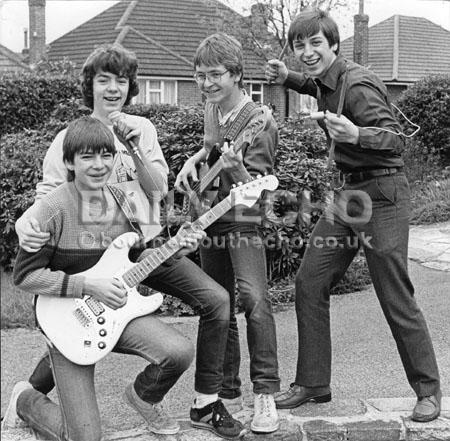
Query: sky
1 0 449 53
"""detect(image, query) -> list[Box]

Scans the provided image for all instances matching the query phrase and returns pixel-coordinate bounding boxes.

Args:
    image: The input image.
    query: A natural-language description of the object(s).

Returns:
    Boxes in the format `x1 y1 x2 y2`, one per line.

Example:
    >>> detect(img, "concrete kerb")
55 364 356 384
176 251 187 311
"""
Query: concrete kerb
2 397 449 441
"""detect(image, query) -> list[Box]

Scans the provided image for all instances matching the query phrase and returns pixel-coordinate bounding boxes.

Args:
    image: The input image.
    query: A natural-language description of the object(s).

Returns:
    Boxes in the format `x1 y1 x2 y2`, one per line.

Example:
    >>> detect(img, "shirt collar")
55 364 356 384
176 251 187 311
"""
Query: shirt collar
317 55 347 91
218 90 252 126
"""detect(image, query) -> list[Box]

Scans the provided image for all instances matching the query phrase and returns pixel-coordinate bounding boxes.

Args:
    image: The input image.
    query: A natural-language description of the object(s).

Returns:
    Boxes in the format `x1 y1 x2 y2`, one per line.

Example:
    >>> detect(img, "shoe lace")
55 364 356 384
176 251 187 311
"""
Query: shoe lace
213 400 237 428
255 394 273 416
152 402 170 421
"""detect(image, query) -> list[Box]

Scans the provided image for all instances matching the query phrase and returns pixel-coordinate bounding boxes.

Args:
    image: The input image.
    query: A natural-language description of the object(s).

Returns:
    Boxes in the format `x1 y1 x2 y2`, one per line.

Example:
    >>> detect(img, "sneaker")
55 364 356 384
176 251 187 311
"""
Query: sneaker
220 396 244 414
411 390 442 422
251 393 280 433
190 399 246 439
123 383 179 435
1 381 33 430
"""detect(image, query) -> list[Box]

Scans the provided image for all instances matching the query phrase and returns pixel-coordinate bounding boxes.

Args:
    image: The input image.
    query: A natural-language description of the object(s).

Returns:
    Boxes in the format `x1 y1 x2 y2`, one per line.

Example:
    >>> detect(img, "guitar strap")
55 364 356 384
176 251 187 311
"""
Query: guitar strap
107 184 144 238
222 101 260 143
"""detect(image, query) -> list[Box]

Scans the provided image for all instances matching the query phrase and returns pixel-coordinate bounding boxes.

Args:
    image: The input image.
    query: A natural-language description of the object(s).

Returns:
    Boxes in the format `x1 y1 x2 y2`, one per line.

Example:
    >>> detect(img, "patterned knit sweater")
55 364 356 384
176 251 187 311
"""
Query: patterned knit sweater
14 182 135 298
203 100 278 232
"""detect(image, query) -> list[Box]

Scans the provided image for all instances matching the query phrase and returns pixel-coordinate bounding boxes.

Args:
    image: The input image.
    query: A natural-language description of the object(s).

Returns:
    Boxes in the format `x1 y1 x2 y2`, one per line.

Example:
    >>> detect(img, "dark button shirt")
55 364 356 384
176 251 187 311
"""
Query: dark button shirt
284 55 405 172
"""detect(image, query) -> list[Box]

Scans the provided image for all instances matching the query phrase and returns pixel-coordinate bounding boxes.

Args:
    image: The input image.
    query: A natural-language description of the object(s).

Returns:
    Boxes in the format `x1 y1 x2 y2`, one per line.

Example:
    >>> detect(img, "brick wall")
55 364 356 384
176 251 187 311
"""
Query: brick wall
177 80 288 119
264 84 288 119
178 80 204 107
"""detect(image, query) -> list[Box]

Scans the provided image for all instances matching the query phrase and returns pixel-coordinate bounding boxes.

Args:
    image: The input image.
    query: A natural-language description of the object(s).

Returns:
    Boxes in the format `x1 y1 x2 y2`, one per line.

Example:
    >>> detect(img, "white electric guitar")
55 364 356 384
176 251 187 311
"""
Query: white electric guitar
35 175 279 365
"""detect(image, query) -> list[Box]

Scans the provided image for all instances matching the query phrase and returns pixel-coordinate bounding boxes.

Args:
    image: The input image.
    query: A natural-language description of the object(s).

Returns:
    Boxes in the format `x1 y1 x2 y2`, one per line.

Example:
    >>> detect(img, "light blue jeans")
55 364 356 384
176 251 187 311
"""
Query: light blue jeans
17 314 193 441
200 226 280 397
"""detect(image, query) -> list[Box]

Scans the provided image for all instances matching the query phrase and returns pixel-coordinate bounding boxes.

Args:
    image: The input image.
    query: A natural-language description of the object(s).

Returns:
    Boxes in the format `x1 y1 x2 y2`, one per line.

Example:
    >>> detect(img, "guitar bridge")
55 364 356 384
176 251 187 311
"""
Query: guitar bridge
73 307 92 328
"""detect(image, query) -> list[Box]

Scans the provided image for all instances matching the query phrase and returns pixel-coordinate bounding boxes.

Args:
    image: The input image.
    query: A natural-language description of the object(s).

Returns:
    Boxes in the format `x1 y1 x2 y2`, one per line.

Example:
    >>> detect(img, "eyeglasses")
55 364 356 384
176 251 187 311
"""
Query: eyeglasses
193 70 229 84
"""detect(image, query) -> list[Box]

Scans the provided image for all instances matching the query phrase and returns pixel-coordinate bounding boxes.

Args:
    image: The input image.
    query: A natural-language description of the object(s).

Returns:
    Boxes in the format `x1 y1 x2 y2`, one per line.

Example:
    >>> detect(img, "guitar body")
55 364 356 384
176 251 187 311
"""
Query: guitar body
35 232 164 365
181 106 270 221
182 151 221 220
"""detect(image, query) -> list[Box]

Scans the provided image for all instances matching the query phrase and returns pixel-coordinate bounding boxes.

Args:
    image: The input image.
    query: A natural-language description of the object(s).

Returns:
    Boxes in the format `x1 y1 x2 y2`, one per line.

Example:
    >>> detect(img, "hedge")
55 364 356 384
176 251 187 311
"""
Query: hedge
0 71 81 135
1 103 330 273
1 101 374 317
395 74 450 165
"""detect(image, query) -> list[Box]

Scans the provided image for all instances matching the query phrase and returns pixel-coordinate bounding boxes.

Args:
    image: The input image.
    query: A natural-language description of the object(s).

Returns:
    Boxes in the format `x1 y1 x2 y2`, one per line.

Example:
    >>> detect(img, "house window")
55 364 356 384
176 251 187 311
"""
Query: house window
298 94 318 115
250 83 263 103
136 79 177 105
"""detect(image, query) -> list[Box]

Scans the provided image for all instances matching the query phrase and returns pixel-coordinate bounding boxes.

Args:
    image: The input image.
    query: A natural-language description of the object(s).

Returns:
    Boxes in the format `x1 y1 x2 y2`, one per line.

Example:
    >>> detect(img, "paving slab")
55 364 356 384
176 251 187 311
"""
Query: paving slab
2 397 449 441
408 222 450 271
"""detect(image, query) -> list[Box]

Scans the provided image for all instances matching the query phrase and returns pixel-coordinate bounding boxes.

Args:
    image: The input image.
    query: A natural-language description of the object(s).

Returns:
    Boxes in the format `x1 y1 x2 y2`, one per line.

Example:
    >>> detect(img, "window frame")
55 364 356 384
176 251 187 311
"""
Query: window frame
134 77 178 105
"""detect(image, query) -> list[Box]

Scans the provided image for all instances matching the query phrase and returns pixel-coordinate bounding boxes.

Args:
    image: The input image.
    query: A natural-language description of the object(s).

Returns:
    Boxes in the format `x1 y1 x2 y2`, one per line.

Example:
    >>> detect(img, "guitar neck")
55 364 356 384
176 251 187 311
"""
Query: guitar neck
122 196 233 287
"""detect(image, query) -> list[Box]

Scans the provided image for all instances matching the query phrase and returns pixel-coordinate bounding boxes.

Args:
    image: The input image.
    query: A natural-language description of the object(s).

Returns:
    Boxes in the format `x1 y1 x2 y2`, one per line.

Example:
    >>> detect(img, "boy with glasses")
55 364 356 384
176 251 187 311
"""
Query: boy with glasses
176 32 281 434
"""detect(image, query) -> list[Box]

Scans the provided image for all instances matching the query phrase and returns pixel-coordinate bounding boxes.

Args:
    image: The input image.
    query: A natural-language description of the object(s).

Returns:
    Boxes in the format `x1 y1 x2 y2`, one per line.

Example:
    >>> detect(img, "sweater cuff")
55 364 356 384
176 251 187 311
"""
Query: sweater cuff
68 275 85 299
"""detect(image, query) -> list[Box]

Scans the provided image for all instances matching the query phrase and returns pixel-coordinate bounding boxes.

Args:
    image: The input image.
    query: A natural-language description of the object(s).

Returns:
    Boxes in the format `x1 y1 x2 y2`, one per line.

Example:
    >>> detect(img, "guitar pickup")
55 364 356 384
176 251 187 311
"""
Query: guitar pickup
85 297 105 316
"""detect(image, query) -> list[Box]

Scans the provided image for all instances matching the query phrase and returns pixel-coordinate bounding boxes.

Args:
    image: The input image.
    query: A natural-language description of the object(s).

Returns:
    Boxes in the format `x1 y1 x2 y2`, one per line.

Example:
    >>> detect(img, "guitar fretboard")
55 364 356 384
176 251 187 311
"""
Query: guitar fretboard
122 196 233 287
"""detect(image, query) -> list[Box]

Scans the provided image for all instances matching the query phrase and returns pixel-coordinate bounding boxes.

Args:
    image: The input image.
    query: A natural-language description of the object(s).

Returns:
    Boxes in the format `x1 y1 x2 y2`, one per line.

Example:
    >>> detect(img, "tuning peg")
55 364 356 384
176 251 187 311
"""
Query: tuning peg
237 181 243 186
256 174 262 179
231 184 236 188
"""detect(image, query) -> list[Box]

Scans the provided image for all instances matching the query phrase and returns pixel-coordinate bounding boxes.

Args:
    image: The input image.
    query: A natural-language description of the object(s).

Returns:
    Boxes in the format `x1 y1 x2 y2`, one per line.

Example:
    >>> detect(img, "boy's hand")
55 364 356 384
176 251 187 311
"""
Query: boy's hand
324 112 359 145
83 277 127 310
265 59 288 84
175 158 198 193
109 111 142 152
171 222 206 257
220 141 243 170
15 216 50 253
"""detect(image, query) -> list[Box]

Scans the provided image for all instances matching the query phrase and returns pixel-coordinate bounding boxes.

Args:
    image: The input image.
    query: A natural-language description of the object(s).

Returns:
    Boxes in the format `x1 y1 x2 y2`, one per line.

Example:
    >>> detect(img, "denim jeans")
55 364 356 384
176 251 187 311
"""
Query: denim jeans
294 173 440 397
200 227 280 397
18 314 193 441
28 256 230 407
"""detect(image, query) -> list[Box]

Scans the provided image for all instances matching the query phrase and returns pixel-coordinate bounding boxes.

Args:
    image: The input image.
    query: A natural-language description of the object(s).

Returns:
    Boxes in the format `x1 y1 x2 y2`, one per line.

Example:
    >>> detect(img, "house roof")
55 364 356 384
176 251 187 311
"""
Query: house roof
341 15 450 83
47 0 266 80
0 44 31 72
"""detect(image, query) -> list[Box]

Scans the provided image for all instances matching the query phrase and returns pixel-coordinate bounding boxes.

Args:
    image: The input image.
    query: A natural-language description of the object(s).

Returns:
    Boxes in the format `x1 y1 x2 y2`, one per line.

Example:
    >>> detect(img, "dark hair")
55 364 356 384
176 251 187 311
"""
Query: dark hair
288 8 340 54
63 116 116 181
81 43 139 108
193 33 244 88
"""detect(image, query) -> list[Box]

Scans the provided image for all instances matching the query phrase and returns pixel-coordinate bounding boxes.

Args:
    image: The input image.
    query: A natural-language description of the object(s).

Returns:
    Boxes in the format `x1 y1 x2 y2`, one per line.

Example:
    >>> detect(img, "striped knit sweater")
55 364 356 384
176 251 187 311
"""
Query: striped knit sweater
14 182 135 298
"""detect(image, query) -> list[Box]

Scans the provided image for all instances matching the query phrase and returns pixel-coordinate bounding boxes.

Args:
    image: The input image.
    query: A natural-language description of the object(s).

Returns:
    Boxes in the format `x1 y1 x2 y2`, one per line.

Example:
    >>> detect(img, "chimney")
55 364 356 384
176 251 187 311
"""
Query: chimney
28 0 46 65
353 0 369 66
251 3 268 37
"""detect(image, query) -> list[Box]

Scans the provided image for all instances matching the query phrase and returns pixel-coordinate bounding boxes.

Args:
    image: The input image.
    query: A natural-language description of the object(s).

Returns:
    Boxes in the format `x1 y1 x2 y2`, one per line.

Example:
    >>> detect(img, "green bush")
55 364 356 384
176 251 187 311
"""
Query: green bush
0 71 81 135
0 119 69 268
395 74 450 165
410 178 450 225
403 138 442 183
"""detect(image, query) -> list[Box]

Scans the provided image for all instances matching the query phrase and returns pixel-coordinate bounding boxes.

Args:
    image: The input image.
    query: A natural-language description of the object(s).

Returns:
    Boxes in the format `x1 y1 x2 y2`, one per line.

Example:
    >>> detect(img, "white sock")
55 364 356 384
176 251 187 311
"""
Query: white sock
193 393 218 408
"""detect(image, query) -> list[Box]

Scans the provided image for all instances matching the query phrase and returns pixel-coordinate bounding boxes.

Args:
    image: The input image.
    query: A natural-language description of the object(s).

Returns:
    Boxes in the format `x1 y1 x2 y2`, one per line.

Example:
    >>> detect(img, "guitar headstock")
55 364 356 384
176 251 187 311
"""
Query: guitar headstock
230 175 279 207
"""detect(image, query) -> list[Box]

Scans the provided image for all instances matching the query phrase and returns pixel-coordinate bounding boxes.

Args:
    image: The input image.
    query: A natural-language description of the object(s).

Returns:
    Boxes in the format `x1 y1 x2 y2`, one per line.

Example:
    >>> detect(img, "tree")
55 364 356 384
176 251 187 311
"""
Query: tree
222 0 355 64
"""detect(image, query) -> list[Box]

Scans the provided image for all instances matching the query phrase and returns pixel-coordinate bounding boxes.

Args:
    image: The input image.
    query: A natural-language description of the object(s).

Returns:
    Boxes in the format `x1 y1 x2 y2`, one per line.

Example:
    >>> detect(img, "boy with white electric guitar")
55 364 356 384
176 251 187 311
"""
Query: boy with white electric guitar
7 116 199 440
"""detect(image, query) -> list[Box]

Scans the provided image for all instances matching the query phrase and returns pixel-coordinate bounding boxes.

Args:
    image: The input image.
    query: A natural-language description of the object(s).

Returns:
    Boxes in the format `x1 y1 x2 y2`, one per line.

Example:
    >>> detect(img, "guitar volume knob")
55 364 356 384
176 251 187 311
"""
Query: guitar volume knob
97 317 105 324
98 342 106 350
99 329 107 337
